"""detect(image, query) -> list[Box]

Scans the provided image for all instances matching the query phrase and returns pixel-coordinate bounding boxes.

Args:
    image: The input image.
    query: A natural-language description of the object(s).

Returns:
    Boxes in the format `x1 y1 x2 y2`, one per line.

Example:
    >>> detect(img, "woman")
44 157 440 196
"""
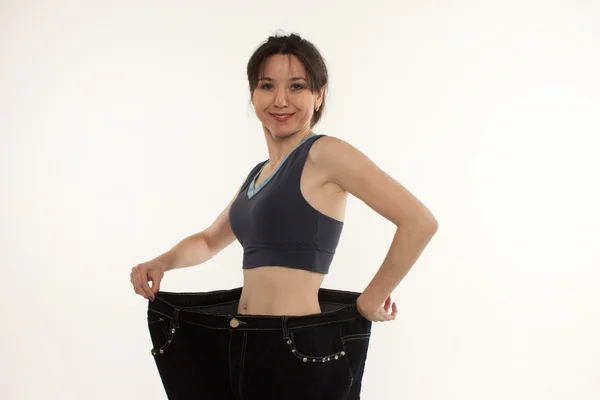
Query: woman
131 33 438 399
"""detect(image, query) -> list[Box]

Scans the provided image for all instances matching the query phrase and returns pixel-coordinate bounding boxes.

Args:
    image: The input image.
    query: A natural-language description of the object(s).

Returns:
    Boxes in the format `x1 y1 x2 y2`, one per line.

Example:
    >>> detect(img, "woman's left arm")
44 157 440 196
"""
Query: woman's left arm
311 136 439 322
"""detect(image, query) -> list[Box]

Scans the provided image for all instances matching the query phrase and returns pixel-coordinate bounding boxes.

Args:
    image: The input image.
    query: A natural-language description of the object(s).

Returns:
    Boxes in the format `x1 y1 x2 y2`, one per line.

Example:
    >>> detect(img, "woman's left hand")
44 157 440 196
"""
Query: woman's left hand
356 294 397 322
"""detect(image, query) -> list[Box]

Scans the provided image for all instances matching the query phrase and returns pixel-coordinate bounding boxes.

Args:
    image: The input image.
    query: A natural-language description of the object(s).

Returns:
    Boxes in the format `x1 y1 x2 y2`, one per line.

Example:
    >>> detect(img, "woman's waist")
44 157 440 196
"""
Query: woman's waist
238 294 321 316
240 266 324 315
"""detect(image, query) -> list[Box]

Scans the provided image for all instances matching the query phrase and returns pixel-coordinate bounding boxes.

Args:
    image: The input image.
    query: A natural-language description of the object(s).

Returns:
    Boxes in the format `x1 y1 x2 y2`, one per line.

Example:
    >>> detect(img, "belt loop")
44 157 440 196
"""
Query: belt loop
281 316 289 339
173 308 180 329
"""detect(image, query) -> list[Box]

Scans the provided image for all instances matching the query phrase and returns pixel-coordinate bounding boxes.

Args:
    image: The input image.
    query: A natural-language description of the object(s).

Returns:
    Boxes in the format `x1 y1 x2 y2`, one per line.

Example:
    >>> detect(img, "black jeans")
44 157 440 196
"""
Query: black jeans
147 286 373 399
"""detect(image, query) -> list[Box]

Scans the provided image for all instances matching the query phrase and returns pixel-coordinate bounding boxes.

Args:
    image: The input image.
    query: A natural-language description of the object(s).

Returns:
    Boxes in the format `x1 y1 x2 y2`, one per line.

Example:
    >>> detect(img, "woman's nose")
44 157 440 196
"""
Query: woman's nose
274 89 288 107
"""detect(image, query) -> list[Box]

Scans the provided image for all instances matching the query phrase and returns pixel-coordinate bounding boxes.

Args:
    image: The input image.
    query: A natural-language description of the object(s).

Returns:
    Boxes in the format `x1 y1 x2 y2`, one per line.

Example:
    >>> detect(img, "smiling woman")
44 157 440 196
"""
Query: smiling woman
132 31 438 400
247 34 328 135
249 55 324 140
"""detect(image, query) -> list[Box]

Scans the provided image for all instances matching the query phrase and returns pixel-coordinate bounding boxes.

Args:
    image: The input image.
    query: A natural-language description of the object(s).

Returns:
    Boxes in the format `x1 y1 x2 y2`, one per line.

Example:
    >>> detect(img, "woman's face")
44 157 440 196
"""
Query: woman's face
251 54 324 139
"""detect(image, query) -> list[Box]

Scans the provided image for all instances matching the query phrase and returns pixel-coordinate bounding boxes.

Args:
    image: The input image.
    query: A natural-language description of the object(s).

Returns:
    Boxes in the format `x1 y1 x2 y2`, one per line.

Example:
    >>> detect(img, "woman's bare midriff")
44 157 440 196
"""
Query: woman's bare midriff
237 266 326 316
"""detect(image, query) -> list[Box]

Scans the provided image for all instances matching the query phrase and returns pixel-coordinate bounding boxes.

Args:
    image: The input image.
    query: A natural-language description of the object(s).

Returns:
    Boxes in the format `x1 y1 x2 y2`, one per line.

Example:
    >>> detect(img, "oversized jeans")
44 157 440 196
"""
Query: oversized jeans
147 286 373 399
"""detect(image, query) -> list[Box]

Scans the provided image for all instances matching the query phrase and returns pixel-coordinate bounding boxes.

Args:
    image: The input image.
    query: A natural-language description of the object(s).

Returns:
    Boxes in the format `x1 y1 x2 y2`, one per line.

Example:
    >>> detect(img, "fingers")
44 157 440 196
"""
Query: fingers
150 279 161 294
139 275 155 301
148 271 162 296
131 266 144 299
131 268 141 296
375 300 397 322
131 265 154 300
384 296 392 313
357 295 398 322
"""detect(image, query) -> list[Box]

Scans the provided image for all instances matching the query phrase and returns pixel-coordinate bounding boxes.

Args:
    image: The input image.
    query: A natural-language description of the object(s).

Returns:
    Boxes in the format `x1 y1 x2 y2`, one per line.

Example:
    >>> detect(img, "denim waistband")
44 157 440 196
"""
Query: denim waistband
147 286 363 338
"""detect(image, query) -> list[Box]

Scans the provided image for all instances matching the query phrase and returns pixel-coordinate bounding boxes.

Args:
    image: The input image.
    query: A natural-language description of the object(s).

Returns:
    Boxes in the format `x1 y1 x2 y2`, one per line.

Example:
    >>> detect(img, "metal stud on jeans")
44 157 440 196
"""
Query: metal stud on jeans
285 337 346 363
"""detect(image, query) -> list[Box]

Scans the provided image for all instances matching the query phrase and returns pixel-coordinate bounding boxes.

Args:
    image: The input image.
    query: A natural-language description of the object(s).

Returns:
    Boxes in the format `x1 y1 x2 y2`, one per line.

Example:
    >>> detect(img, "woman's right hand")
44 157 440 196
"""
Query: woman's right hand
130 258 167 301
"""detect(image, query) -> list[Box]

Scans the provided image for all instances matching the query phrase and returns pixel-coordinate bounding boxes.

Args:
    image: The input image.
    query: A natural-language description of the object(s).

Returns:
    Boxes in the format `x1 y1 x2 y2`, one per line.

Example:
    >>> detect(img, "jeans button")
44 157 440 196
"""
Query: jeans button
230 318 240 328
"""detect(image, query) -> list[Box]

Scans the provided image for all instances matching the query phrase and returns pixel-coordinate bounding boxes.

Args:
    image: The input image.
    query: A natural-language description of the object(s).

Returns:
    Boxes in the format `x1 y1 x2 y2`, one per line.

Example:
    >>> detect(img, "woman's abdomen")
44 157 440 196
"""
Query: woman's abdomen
239 266 325 316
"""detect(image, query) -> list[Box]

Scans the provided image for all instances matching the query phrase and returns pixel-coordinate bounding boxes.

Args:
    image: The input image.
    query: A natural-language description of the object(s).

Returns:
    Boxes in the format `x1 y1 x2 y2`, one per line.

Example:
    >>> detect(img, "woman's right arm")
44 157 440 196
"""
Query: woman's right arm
155 186 242 272
131 186 242 300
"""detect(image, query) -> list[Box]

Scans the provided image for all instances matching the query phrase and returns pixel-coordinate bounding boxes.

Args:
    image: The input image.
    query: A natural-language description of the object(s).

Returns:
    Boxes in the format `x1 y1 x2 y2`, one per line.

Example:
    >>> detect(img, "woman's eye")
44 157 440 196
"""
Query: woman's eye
259 84 305 90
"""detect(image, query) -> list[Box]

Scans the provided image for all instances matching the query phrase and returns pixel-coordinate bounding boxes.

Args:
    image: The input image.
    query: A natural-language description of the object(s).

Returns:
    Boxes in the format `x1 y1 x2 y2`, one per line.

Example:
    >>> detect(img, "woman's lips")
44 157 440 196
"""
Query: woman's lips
270 113 294 121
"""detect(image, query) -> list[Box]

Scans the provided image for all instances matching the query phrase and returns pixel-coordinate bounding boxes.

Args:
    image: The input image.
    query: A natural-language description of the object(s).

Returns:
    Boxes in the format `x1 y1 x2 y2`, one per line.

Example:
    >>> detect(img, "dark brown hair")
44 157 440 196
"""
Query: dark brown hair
247 32 329 128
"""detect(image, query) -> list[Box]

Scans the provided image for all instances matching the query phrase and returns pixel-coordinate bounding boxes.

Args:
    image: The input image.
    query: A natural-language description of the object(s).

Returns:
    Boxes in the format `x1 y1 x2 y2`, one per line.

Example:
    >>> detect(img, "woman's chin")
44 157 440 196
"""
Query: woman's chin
267 129 295 138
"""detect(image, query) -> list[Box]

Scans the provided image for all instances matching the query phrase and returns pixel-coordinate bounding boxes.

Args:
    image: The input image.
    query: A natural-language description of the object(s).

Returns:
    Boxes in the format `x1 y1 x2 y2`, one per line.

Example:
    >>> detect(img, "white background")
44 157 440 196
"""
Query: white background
1 1 599 399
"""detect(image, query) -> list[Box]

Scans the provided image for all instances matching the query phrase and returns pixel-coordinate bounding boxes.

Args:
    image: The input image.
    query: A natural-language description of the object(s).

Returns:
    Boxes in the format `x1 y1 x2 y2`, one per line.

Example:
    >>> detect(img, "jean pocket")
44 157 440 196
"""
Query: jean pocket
286 323 348 364
147 311 175 356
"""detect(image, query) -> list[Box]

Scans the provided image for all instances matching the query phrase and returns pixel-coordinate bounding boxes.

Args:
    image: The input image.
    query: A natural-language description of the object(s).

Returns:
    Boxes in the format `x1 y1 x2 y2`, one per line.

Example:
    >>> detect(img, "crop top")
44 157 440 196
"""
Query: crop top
228 133 344 274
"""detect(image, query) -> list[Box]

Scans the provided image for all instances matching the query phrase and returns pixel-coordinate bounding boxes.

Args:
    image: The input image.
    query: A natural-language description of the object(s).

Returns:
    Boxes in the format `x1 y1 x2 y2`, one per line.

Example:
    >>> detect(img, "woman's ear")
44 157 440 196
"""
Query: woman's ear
318 85 326 102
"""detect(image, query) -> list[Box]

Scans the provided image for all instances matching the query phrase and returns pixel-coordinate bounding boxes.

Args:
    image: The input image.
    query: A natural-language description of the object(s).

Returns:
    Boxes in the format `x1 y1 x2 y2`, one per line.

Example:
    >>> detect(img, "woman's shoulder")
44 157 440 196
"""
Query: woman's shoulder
307 134 356 164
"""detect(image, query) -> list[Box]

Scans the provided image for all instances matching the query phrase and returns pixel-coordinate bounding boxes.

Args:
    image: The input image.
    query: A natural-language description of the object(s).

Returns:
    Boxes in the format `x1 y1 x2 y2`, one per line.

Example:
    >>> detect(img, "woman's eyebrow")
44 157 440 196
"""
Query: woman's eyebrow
258 77 307 82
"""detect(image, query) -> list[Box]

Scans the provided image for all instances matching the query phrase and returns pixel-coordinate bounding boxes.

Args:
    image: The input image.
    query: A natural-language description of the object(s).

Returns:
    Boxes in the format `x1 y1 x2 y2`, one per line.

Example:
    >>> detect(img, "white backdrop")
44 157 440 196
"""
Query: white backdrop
1 1 599 399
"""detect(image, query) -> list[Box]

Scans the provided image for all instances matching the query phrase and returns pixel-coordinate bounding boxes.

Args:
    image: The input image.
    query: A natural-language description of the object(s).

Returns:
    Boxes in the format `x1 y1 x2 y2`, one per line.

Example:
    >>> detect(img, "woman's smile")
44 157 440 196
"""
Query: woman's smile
270 113 295 122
